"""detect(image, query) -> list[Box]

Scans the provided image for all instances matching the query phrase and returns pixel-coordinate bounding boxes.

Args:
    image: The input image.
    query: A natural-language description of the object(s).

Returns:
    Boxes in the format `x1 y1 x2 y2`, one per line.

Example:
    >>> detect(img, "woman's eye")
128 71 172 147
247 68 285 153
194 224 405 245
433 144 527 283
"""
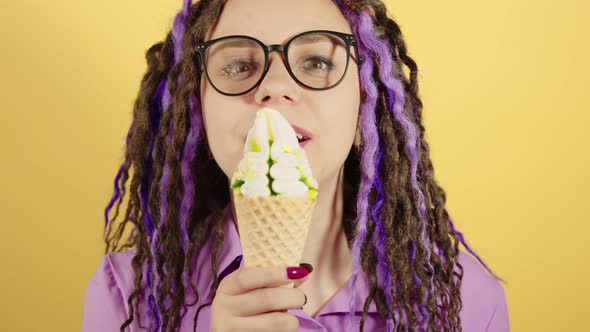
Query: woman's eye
221 60 258 78
300 56 335 73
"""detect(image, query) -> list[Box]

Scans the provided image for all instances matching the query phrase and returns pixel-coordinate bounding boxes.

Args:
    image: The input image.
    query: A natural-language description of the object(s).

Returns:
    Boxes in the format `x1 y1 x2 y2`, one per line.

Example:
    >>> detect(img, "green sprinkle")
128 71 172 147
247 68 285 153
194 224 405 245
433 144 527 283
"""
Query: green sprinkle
300 175 317 190
231 179 244 190
249 138 262 152
267 157 277 195
282 143 291 153
231 186 242 196
308 189 318 200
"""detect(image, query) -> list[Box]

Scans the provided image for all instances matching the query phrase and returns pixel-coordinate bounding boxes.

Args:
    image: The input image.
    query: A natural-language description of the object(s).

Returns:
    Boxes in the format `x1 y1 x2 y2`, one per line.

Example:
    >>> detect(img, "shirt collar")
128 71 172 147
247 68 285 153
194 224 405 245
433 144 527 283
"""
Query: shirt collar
202 202 378 315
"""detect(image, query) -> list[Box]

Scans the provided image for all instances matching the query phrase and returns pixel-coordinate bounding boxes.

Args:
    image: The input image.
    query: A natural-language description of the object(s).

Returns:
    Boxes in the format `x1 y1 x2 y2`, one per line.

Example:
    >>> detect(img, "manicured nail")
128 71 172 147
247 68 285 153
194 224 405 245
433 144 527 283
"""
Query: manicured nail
286 266 309 280
299 263 313 273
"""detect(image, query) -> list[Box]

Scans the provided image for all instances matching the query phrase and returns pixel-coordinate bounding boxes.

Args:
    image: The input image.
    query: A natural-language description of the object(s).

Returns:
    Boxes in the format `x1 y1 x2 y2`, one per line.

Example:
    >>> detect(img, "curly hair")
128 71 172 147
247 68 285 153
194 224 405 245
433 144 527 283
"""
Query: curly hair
102 0 505 331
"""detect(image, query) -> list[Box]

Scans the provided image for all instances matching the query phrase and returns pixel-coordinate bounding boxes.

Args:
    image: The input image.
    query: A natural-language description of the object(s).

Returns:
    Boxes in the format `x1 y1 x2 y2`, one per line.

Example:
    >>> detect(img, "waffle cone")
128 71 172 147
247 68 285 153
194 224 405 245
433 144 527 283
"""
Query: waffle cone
232 193 315 288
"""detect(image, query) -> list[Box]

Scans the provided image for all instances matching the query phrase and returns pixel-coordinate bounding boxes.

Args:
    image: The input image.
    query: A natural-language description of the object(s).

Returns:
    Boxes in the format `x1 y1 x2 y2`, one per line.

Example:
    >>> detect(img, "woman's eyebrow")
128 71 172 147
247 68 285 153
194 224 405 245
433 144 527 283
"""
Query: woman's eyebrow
294 33 333 46
208 38 254 57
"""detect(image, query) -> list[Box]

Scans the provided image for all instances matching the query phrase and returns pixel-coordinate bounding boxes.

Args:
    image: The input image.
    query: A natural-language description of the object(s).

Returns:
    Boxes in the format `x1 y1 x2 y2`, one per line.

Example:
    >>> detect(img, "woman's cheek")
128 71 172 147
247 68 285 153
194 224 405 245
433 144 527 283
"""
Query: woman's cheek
317 117 356 181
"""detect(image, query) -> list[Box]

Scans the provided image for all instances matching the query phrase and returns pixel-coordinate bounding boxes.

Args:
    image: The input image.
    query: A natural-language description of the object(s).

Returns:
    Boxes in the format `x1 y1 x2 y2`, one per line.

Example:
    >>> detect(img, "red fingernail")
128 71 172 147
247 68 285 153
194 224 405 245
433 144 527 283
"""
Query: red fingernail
286 266 309 280
299 263 313 273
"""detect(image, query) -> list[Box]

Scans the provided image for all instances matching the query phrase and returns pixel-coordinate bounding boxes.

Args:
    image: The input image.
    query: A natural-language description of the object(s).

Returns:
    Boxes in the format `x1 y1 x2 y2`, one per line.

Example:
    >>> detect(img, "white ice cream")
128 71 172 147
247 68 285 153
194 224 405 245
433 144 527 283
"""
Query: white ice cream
230 107 319 199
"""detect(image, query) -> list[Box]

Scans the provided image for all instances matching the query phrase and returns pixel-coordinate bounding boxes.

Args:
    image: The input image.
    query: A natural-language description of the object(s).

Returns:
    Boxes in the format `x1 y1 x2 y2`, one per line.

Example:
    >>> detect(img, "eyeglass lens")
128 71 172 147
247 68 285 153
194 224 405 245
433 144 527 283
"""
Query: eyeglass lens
205 32 349 95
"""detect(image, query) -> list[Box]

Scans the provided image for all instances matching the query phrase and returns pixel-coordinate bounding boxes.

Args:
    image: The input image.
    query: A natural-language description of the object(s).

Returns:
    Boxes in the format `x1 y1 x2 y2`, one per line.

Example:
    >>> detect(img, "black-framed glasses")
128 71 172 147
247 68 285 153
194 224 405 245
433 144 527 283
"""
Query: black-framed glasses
194 30 361 96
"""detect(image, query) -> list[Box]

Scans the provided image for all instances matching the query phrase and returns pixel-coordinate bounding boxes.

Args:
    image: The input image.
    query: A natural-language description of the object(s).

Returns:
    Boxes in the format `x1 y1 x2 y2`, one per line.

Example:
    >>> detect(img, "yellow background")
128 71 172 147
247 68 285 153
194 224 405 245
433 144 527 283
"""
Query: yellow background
1 0 587 331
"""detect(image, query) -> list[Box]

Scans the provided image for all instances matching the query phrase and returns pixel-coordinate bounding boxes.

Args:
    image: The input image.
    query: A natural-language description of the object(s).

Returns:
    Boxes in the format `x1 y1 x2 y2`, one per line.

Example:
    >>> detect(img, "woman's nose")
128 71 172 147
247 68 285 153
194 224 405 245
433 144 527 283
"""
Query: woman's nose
254 51 301 103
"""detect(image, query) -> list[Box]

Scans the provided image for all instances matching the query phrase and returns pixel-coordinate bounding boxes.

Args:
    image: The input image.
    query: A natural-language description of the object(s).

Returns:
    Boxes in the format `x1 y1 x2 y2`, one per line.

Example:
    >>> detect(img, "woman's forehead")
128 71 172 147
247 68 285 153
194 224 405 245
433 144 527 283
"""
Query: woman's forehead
206 0 352 43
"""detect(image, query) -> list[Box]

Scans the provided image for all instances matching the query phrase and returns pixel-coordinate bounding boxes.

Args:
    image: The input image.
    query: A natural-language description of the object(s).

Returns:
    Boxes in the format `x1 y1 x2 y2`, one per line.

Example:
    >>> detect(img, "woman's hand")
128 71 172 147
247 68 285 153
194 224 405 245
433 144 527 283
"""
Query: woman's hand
209 265 312 332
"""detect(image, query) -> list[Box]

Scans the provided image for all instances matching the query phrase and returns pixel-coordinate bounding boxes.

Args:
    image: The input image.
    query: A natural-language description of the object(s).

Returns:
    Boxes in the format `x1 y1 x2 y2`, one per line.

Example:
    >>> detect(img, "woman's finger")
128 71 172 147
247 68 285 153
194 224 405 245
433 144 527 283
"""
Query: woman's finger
218 266 310 296
228 287 307 316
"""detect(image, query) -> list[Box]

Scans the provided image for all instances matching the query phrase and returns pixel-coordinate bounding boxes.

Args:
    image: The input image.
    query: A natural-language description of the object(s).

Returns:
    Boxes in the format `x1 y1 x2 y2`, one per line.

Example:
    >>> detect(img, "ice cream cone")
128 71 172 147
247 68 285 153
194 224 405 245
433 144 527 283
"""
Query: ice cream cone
230 107 319 288
232 192 315 288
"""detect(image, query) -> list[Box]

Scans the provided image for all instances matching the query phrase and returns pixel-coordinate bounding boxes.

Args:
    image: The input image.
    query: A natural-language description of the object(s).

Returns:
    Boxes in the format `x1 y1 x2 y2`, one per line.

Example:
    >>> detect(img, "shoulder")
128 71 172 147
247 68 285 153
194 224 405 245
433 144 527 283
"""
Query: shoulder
81 250 139 332
457 250 510 332
457 250 505 303
87 250 138 297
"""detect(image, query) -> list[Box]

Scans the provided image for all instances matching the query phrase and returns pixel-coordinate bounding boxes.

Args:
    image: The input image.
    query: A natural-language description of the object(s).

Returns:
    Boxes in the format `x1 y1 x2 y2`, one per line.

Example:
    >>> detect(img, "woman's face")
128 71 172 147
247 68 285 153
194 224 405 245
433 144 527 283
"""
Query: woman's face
200 0 361 189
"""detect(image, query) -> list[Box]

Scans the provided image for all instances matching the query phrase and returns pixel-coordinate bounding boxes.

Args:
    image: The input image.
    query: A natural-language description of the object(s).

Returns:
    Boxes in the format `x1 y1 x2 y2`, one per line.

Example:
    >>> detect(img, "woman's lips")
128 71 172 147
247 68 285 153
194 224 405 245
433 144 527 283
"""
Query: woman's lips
299 139 311 148
291 124 313 148
241 124 314 147
240 135 312 148
290 124 314 140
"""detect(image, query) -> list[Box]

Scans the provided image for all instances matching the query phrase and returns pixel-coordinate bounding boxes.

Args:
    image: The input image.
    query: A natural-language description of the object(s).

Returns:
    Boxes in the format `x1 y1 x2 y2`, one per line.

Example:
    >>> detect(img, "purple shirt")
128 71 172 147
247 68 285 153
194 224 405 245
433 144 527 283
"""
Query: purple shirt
82 204 510 331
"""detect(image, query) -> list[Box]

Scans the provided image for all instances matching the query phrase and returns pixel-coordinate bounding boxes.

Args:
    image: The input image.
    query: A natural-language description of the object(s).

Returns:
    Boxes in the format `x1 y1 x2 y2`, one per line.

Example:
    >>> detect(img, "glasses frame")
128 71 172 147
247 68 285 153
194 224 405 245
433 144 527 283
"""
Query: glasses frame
194 29 361 96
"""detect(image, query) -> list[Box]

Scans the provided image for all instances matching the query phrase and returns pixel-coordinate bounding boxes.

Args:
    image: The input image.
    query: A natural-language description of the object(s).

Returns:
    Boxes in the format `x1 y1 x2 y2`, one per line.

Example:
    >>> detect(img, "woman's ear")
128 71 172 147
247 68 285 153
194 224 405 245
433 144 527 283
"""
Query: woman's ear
353 126 362 154
354 126 361 147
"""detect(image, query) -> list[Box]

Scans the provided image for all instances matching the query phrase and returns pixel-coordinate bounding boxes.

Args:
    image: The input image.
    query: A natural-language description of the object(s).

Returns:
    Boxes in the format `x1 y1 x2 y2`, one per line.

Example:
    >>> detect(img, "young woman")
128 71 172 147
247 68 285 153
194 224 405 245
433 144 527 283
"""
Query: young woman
82 0 510 331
